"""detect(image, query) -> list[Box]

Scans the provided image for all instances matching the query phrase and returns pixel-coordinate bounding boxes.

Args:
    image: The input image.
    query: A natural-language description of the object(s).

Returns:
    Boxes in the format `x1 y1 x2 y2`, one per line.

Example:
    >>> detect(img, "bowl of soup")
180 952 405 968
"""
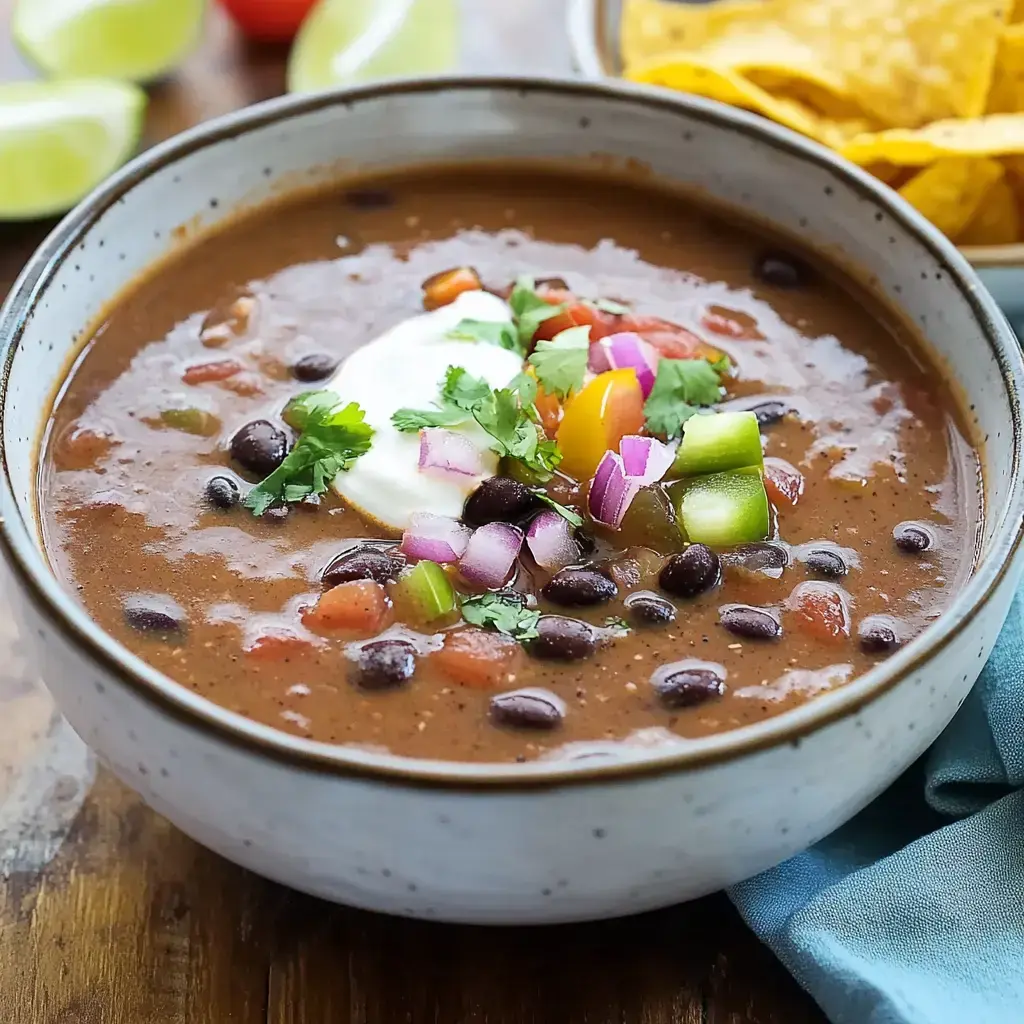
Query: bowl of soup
2 76 1022 924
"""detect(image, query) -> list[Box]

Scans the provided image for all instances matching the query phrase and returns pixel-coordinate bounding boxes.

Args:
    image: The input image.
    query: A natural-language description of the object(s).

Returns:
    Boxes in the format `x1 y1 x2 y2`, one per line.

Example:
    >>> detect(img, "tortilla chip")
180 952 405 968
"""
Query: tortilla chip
957 174 1020 244
988 24 1024 113
897 157 1005 237
628 59 868 148
841 114 1024 165
623 0 1008 129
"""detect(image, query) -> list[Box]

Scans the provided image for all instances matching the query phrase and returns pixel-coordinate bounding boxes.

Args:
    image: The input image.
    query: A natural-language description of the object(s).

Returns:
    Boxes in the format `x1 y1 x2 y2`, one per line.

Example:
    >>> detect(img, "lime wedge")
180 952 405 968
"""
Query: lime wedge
0 80 145 220
287 0 459 94
13 0 206 82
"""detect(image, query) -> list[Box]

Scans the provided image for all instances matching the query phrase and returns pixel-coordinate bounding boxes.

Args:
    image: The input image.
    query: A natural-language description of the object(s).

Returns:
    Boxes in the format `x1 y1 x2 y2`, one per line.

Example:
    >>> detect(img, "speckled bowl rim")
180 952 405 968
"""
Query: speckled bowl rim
564 0 1024 269
1 75 1022 790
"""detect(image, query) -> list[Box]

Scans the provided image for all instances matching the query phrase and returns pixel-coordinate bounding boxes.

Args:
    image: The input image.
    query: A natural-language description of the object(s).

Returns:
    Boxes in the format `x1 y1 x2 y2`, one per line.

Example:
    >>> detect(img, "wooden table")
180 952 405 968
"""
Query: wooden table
0 4 824 1021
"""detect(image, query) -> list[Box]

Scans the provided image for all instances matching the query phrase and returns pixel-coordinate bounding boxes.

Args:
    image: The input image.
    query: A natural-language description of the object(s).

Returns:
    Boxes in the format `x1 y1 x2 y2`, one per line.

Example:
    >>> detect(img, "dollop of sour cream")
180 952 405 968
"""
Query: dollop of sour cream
327 291 522 530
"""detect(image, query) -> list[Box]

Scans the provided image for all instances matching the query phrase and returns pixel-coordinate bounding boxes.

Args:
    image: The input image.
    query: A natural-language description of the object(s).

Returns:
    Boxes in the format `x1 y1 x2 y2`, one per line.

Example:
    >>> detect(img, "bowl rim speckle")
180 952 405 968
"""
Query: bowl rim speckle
1 74 1021 789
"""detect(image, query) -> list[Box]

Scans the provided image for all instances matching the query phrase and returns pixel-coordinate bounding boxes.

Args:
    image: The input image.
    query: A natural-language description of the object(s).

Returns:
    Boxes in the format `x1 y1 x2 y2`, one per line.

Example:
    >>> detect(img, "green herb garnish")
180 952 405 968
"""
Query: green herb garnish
461 592 541 641
534 492 584 528
392 367 561 480
527 324 590 400
643 358 725 439
510 275 565 348
603 615 630 634
449 318 524 357
244 391 373 516
590 297 630 315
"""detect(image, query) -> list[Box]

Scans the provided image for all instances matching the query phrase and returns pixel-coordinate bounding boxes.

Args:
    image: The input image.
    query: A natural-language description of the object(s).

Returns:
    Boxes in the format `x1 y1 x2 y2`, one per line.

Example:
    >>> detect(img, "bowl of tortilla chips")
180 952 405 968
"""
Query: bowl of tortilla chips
568 0 1024 314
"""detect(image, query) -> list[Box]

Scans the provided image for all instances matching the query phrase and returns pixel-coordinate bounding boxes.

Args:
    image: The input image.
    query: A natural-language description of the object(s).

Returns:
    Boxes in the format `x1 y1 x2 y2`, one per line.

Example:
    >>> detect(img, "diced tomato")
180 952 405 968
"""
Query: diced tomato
700 306 762 340
182 359 243 385
533 379 563 436
619 314 726 363
245 629 320 661
788 582 851 642
218 373 265 398
533 302 599 342
302 581 392 634
422 267 482 310
557 369 645 480
433 628 522 689
764 457 805 508
216 0 317 42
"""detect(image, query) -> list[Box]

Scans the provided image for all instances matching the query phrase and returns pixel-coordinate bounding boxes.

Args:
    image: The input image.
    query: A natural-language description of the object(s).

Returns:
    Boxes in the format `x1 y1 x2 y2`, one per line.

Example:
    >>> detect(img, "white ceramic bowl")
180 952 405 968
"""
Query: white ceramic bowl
566 0 1024 324
2 77 1022 925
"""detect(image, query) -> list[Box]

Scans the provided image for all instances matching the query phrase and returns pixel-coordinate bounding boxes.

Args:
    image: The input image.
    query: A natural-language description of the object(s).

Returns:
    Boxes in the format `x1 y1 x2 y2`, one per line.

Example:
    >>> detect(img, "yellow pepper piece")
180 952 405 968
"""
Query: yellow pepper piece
556 369 645 481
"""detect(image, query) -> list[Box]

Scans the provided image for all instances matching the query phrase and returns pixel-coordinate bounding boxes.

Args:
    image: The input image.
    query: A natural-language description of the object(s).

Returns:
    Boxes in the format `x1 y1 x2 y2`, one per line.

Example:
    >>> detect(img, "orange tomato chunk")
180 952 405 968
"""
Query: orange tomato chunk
245 629 319 660
433 628 522 689
556 369 645 481
302 581 391 633
182 359 243 384
789 582 850 642
422 267 482 310
764 457 805 508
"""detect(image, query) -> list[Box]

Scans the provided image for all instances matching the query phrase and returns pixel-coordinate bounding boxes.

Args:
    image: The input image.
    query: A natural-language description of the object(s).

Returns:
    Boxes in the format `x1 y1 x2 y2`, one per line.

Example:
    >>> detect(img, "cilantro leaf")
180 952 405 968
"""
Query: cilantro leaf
449 318 523 356
528 324 590 400
643 358 724 438
461 592 541 641
509 275 564 348
391 406 469 431
534 492 584 527
244 393 373 515
391 367 491 432
442 366 493 411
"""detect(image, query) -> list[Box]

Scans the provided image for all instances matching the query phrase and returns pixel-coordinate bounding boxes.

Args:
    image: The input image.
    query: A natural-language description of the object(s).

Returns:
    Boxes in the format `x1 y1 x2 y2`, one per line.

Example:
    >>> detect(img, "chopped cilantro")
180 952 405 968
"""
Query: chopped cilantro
509 275 565 348
590 297 630 315
534 492 584 528
528 324 590 400
461 592 541 641
643 358 725 438
391 366 562 480
448 318 524 357
244 391 373 516
603 615 630 633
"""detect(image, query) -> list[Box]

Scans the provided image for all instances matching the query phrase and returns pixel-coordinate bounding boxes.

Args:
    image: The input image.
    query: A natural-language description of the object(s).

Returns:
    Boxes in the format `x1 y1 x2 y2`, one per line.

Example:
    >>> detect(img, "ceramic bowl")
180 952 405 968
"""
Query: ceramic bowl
566 0 1024 325
2 77 1023 925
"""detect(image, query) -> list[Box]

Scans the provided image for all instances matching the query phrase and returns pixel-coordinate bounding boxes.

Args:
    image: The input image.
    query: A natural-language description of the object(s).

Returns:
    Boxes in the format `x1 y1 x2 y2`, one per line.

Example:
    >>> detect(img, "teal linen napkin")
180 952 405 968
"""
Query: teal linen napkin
728 590 1024 1024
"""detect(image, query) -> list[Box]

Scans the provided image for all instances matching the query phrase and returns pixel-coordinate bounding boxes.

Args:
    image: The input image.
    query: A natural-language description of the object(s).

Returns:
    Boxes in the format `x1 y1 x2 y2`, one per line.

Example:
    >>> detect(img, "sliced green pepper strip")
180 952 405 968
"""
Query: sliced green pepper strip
395 560 458 621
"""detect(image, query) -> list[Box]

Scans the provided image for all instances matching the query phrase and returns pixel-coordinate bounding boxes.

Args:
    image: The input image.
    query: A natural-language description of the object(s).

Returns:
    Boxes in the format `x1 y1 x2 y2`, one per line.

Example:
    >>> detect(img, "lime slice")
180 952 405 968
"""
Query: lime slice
13 0 206 82
287 0 459 94
0 80 145 221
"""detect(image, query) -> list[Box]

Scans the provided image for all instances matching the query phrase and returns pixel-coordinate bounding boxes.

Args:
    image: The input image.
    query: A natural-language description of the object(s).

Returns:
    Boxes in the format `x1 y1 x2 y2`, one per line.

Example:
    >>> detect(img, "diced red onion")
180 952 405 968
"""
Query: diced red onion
458 522 524 587
588 451 642 529
400 513 472 564
619 435 675 484
588 339 613 373
526 510 580 571
419 428 487 480
600 332 660 397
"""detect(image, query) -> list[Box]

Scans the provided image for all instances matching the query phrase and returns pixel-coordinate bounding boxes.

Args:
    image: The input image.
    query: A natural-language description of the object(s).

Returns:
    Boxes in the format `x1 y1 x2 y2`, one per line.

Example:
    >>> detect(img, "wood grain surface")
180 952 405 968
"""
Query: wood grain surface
0 4 823 1021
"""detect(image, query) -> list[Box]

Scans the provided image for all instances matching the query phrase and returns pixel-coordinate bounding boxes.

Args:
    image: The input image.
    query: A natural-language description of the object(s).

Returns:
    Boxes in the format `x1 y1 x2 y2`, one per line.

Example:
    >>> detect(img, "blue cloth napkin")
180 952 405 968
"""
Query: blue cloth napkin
728 590 1024 1024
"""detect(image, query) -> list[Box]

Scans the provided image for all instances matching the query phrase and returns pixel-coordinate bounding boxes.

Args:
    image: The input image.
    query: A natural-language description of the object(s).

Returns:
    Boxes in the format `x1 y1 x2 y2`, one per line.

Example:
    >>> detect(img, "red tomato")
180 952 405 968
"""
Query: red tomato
217 0 318 43
433 628 522 689
788 582 850 643
764 457 805 508
182 359 243 385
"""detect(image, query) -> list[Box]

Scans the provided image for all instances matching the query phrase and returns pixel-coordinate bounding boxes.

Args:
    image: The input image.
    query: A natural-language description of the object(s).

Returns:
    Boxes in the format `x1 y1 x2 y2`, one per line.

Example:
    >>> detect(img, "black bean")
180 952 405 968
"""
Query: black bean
527 616 598 661
322 545 402 587
542 568 617 607
625 591 677 626
720 604 782 640
894 521 935 554
463 476 539 526
352 640 416 691
805 548 848 579
754 250 809 288
747 400 791 427
230 419 289 477
123 593 186 635
490 688 566 729
205 474 240 509
291 352 339 382
858 616 902 653
344 187 395 210
651 661 726 709
659 544 721 598
725 542 789 579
